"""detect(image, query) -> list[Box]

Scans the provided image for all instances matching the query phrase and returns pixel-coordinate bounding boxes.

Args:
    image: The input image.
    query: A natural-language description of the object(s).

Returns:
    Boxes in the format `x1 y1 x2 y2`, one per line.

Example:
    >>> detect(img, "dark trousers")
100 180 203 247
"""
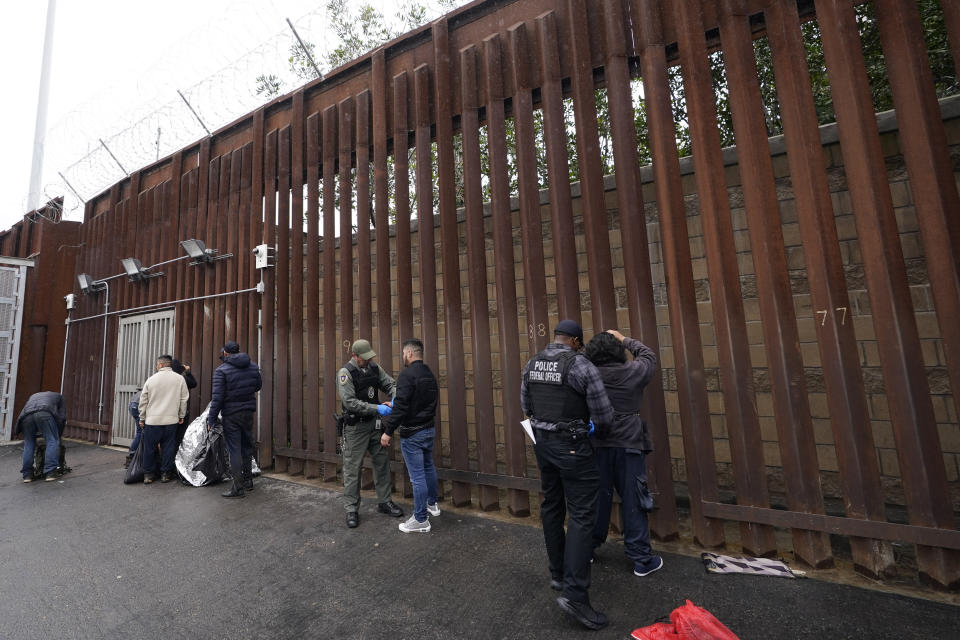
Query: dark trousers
592 447 653 565
533 429 600 605
222 411 255 479
143 423 177 474
175 411 191 447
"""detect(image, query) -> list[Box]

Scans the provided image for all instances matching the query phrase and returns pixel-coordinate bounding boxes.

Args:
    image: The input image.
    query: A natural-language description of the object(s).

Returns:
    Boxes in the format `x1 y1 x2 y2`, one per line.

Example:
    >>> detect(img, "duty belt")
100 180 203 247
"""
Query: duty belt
535 419 590 440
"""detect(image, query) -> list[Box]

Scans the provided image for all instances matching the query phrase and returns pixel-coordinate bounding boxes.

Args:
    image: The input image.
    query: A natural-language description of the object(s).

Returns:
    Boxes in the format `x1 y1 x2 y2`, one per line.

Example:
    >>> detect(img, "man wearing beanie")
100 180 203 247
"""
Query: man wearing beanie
521 319 614 630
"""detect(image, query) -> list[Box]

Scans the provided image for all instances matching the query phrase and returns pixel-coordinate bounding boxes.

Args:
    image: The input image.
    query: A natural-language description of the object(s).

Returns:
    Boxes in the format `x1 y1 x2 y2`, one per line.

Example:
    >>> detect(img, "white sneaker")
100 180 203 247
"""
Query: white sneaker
427 502 441 517
399 515 431 533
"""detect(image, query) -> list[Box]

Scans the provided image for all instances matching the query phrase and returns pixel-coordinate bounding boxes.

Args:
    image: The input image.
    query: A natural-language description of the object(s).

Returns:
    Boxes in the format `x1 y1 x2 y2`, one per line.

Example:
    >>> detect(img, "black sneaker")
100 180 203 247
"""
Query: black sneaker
377 501 403 517
160 472 174 483
557 597 608 630
346 512 359 528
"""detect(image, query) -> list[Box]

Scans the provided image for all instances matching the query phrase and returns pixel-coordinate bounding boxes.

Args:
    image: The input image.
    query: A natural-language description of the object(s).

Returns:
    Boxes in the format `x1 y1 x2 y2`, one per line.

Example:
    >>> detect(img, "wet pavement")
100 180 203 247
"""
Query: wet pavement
1 440 958 639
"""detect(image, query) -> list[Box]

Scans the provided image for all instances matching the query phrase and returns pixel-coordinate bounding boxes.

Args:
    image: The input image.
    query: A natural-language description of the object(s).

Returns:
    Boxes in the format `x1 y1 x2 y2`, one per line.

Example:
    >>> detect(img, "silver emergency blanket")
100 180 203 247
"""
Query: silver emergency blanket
175 404 261 486
701 552 804 578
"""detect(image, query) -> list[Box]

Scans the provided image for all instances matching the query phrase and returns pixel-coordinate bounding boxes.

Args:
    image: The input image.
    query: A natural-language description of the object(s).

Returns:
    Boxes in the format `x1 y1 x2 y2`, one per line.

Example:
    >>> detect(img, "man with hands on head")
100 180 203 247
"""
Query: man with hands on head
584 329 662 578
337 339 403 528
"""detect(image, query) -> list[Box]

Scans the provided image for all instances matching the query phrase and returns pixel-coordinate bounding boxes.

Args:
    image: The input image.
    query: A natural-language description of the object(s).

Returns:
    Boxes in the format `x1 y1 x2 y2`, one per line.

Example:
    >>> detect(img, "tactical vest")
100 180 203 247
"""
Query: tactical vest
525 349 589 423
343 361 381 420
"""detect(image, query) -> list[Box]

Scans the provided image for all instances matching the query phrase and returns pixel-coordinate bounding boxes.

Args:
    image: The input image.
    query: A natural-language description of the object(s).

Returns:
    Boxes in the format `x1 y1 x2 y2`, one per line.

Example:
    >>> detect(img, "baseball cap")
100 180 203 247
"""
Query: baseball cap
351 339 377 360
223 341 240 354
554 319 584 343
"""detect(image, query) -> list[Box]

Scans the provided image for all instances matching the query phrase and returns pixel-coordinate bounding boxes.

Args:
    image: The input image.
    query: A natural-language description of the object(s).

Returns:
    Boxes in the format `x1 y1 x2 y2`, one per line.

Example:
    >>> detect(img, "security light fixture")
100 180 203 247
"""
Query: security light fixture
180 238 232 265
77 273 105 294
121 257 163 282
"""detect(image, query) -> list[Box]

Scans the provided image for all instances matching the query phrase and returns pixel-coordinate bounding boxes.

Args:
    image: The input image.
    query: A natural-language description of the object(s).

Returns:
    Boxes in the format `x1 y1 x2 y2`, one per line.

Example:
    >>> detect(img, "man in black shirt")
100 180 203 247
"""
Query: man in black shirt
380 338 440 533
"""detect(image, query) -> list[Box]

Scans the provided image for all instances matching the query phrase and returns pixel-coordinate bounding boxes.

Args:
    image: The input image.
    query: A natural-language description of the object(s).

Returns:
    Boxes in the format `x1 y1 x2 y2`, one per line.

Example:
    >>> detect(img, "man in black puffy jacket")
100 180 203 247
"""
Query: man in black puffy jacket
208 341 262 498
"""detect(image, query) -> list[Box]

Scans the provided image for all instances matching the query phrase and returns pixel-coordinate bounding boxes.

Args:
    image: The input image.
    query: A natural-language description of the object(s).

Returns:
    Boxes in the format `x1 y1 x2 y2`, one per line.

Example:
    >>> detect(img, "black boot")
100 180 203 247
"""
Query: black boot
221 478 245 498
242 458 254 492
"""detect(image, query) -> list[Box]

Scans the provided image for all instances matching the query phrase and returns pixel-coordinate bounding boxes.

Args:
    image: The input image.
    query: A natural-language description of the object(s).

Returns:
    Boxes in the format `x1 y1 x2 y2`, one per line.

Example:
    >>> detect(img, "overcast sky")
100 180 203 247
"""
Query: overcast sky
0 0 442 233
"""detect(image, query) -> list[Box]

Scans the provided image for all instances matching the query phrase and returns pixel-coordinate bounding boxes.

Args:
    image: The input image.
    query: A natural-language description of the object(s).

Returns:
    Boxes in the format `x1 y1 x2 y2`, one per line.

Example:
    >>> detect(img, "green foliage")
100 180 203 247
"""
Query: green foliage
255 74 283 98
289 40 319 82
259 0 957 219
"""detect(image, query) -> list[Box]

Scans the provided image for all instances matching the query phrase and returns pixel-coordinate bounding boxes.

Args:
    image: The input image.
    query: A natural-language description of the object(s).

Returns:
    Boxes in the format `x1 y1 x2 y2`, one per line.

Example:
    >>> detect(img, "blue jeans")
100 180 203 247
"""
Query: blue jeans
143 423 177 474
400 427 438 523
20 412 60 477
129 420 143 453
592 447 654 566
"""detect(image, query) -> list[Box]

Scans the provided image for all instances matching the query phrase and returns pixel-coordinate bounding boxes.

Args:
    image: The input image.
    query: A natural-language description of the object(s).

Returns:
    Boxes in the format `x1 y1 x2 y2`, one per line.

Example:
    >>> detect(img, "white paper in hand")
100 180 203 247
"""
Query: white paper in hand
521 418 536 444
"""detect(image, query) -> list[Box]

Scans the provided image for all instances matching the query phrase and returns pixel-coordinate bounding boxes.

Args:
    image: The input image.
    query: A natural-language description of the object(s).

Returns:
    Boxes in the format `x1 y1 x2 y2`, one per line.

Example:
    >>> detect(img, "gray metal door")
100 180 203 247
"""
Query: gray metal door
111 310 175 446
0 259 32 440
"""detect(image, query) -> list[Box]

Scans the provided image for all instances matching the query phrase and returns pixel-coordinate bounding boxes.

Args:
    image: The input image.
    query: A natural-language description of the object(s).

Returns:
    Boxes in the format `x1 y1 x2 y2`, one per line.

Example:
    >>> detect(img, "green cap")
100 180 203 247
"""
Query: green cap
351 339 376 360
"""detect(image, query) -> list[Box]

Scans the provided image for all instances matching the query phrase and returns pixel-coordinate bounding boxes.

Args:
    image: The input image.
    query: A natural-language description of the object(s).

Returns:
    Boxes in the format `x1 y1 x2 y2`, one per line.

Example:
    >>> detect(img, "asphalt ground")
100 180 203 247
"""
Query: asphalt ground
1 440 958 640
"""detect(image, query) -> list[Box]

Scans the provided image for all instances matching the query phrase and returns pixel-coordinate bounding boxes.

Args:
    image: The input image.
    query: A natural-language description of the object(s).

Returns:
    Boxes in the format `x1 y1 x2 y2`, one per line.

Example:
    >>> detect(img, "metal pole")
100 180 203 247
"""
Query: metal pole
57 171 86 204
99 139 127 176
60 312 71 394
97 280 109 427
286 18 323 80
177 90 212 136
27 0 57 212
68 285 261 324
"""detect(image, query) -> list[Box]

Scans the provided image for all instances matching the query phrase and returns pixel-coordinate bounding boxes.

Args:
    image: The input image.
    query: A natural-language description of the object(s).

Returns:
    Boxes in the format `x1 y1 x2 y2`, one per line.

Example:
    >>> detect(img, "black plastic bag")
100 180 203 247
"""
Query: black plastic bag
192 422 229 484
124 438 146 484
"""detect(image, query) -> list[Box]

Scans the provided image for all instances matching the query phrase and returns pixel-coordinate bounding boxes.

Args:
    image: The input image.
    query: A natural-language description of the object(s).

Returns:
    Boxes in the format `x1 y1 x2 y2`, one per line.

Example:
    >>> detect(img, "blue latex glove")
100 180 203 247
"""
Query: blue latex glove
376 404 392 416
588 420 595 436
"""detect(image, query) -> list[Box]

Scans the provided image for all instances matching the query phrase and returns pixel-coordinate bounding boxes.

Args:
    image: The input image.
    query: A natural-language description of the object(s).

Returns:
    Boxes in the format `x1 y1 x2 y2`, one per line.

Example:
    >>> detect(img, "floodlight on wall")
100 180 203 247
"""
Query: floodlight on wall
121 257 163 282
77 273 105 294
180 238 232 265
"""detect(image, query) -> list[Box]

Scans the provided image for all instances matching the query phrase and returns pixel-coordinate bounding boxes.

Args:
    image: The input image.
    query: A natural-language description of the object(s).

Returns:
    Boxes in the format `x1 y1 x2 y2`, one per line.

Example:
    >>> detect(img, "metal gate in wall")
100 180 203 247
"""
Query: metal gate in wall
0 258 33 440
111 310 175 446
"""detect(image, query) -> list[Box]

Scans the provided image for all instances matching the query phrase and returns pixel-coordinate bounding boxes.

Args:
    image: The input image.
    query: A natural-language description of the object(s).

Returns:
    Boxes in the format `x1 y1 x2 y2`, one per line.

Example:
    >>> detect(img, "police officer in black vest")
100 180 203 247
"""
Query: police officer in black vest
521 320 615 631
337 339 403 528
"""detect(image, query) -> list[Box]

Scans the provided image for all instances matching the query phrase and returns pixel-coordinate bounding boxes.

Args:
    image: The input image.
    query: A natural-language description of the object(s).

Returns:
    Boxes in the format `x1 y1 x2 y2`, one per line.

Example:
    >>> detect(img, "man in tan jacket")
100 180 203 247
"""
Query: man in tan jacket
138 354 189 484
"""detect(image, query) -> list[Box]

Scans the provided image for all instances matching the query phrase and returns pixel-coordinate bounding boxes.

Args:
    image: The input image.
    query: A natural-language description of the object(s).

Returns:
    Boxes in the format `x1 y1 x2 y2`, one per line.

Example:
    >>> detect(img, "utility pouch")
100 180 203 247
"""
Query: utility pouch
333 413 346 455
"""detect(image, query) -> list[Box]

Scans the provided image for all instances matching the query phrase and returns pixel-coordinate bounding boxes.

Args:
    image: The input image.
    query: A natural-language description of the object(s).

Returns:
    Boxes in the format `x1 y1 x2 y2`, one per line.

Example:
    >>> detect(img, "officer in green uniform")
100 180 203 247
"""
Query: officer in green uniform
337 339 403 528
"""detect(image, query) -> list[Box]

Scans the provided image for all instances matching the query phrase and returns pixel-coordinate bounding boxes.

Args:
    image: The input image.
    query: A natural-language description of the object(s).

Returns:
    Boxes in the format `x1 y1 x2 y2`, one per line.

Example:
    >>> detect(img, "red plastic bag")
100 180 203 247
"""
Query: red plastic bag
632 622 679 639
671 600 739 640
632 600 739 640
